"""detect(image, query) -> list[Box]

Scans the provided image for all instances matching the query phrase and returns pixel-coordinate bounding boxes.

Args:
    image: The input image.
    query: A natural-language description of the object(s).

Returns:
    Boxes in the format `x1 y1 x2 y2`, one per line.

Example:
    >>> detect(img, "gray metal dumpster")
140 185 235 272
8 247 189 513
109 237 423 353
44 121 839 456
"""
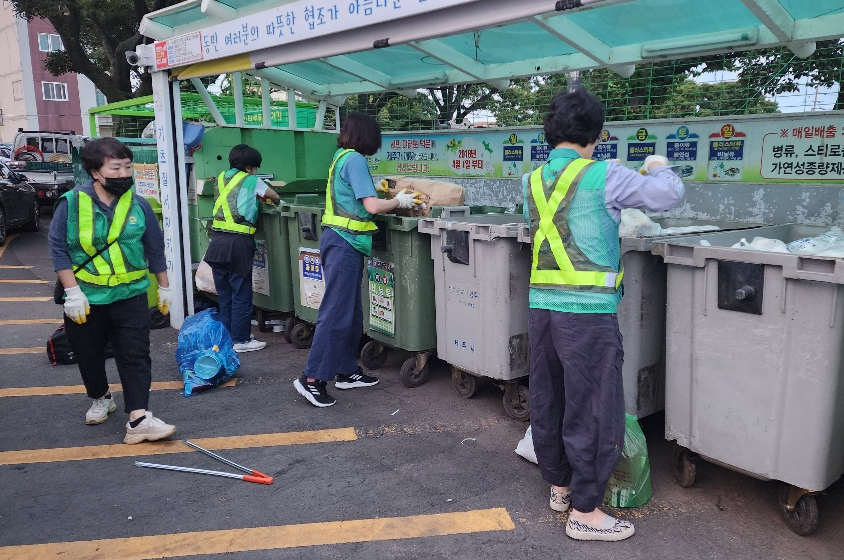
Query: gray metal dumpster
419 215 529 421
652 224 844 536
617 219 765 419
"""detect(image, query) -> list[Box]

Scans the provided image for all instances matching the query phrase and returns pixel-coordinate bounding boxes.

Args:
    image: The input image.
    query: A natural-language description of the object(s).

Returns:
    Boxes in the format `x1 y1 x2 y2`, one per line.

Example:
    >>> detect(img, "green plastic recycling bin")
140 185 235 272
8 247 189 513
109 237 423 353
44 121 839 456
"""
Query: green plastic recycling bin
251 202 295 332
280 194 326 349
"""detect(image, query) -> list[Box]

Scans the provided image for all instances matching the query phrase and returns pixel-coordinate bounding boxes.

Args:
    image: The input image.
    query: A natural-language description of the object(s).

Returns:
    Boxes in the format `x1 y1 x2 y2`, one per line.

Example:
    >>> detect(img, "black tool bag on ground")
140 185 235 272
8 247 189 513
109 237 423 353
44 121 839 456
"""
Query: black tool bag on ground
47 325 114 365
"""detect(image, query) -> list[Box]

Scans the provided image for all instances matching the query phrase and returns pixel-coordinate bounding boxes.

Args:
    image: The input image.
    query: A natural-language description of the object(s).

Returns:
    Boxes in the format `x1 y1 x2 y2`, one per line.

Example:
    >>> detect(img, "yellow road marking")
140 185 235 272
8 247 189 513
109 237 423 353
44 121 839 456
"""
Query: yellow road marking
0 279 47 283
0 297 52 302
0 347 43 355
0 234 16 260
0 508 514 560
0 319 62 325
0 265 32 269
0 379 238 398
0 427 358 465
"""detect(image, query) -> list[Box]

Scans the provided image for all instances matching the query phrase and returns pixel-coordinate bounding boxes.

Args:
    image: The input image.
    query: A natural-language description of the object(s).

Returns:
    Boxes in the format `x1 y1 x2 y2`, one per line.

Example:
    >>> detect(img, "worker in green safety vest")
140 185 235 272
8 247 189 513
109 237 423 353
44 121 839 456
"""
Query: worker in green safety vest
293 112 423 408
48 137 176 445
524 89 685 542
204 144 280 353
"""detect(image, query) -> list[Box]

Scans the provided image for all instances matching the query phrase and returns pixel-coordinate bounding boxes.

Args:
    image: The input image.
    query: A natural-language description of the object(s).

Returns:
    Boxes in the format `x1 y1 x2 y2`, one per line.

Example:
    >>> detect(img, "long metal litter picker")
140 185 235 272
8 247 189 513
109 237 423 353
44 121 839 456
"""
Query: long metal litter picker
135 440 274 485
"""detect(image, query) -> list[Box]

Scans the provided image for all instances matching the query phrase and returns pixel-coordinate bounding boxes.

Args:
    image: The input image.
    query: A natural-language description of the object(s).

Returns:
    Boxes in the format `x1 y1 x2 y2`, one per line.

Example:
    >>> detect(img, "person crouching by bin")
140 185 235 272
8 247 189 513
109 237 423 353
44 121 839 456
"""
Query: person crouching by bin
525 89 684 541
48 137 176 444
294 112 423 407
203 144 280 353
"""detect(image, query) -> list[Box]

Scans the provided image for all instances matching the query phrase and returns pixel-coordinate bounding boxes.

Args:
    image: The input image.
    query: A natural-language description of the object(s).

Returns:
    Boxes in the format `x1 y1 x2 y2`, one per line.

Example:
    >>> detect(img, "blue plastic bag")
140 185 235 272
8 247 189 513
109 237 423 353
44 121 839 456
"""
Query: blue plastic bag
176 309 240 397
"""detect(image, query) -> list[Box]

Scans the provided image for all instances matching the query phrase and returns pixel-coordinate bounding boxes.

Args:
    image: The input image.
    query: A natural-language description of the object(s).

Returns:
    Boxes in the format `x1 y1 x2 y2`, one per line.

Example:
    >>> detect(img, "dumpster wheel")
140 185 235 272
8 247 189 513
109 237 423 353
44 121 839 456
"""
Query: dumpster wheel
502 384 530 422
290 322 314 349
451 367 479 398
672 444 697 488
283 317 297 343
257 309 271 333
360 340 389 370
778 484 819 536
400 354 430 388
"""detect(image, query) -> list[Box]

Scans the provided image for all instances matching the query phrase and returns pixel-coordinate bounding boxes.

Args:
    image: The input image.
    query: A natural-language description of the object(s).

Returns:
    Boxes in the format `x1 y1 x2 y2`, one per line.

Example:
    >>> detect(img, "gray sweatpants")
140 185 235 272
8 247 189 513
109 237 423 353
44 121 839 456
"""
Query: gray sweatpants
528 308 626 513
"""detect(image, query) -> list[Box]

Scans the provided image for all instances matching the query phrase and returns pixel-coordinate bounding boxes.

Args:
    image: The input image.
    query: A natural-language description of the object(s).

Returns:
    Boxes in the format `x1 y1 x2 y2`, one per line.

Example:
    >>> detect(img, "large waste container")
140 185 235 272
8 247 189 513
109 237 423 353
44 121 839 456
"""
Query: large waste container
419 215 530 420
616 218 765 418
280 195 325 349
652 224 844 536
251 202 294 331
360 206 514 388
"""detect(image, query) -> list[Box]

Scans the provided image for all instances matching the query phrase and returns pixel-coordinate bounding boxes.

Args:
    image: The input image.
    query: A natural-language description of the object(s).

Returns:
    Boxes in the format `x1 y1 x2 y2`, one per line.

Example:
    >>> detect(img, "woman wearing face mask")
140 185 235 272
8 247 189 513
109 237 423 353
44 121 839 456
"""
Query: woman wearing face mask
48 137 176 444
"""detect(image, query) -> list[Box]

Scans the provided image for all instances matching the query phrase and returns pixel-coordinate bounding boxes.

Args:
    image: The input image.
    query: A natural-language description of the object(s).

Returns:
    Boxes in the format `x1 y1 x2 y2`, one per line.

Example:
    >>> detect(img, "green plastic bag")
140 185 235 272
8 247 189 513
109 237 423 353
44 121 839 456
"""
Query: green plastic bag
604 413 652 508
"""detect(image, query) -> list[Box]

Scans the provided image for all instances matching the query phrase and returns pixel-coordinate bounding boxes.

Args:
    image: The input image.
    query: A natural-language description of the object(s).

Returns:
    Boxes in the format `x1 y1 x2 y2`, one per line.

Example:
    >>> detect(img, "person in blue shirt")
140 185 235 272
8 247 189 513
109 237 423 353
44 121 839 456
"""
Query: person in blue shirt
294 113 421 408
204 144 280 353
524 89 684 541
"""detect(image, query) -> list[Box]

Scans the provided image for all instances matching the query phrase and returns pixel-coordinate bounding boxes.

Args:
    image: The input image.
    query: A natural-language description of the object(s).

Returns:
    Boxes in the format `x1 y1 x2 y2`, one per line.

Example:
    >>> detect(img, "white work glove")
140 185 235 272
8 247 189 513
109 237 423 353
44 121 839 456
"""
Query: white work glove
63 285 90 325
395 188 423 209
374 179 389 198
641 155 670 174
158 286 172 316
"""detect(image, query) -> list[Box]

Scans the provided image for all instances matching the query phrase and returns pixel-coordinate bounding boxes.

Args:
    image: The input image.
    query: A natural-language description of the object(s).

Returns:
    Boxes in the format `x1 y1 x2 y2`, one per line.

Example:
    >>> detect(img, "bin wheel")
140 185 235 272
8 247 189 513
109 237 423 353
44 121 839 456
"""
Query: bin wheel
400 356 430 388
778 484 820 536
283 317 297 343
257 309 271 333
672 444 697 488
149 307 169 330
290 322 313 349
451 367 478 398
360 340 389 370
502 384 530 421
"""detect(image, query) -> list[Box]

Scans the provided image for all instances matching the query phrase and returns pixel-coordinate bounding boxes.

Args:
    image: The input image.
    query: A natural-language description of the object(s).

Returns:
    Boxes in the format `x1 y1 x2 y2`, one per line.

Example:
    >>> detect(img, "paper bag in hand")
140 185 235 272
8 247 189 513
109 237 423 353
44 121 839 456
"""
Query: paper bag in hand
384 176 465 217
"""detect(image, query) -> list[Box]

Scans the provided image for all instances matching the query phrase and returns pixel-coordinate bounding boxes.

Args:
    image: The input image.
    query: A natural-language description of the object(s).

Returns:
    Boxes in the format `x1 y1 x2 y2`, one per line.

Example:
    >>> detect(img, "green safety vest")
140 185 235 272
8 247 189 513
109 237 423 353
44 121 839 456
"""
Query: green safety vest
528 158 624 292
212 170 256 235
322 149 378 235
64 190 150 304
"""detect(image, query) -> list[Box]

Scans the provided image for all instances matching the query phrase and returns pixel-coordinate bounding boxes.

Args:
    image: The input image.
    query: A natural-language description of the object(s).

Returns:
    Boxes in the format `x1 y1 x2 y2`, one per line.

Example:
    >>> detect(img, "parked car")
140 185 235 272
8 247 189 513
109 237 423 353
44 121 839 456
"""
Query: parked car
9 130 84 207
0 143 11 164
0 160 39 246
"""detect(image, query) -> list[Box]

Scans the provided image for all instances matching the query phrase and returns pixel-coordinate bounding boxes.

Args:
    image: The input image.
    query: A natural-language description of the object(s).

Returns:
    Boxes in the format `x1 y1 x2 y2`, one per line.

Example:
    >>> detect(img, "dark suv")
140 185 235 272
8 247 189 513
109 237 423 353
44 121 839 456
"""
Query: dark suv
0 161 39 246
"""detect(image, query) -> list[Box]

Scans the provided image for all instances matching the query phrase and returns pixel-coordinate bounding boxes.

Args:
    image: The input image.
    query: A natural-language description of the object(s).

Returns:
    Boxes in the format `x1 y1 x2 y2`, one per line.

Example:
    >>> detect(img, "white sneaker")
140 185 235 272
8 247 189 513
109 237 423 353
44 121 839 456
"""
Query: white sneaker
233 336 267 353
123 412 177 444
85 395 117 425
550 487 572 512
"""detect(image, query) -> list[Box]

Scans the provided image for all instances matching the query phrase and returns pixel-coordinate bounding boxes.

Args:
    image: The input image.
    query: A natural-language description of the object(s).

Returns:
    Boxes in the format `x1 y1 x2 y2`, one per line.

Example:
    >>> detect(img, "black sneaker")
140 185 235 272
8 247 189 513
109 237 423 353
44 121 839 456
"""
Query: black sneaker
294 374 336 407
335 368 380 389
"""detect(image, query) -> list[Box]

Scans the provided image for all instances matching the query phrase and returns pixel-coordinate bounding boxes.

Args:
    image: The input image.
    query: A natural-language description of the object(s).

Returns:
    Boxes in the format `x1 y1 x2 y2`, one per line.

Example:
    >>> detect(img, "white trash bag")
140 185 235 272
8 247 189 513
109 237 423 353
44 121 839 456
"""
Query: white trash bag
515 426 538 464
619 209 662 238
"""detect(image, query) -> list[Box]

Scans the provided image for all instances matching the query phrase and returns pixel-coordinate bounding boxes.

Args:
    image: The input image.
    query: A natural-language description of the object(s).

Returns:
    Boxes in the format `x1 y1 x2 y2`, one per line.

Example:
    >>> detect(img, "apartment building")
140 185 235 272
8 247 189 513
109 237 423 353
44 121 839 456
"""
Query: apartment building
0 2 100 143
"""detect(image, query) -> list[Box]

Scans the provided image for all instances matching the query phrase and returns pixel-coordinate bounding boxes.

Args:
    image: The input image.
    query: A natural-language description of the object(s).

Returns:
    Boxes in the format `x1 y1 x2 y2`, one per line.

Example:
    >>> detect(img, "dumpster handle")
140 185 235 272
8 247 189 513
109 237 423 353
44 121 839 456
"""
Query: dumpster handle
703 262 709 317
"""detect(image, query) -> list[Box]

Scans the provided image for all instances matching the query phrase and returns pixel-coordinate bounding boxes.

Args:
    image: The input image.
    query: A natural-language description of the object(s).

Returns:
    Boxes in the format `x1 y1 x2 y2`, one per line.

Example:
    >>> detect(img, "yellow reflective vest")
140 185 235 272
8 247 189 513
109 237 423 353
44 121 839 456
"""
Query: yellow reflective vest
527 158 623 293
322 149 378 235
212 170 257 235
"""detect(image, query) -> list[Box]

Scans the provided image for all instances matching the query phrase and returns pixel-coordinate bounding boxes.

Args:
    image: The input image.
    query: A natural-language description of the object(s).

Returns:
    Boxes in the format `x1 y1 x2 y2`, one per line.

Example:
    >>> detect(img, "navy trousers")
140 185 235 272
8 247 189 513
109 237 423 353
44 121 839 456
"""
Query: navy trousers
304 228 364 382
210 264 253 344
528 308 626 513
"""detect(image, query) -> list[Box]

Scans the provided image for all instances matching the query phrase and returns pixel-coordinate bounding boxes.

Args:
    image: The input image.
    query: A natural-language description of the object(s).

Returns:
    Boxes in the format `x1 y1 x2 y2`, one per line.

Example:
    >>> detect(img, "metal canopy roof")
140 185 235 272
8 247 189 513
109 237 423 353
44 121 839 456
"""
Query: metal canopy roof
139 0 844 102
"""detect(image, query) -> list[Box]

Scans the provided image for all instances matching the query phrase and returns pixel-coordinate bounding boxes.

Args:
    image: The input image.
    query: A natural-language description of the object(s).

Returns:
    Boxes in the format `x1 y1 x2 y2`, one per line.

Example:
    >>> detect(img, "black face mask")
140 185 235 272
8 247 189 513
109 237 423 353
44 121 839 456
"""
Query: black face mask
101 176 134 196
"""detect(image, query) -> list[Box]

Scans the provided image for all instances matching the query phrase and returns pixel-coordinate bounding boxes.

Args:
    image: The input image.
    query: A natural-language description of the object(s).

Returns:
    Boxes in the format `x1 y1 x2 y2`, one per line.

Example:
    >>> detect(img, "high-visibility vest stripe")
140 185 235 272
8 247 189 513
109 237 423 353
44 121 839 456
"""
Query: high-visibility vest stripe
213 171 256 235
322 149 378 234
73 191 148 287
529 159 624 290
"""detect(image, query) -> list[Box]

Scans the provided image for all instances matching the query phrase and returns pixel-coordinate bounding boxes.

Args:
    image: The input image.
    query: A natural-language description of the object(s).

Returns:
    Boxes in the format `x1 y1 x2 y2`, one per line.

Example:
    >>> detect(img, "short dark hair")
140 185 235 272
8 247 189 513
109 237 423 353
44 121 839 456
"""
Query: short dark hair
80 137 133 175
228 144 262 171
337 112 382 156
544 89 605 148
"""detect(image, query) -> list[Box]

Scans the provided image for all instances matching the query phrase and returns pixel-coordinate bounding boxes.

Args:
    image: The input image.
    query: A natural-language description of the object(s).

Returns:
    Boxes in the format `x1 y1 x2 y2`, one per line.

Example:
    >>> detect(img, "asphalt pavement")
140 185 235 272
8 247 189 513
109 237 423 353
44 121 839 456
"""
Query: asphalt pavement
0 215 841 560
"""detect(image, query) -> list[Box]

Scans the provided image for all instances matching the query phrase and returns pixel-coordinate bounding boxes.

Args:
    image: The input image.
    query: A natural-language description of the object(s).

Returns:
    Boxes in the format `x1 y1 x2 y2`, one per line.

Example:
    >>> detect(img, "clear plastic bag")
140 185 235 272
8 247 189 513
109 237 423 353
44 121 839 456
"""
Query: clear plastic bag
619 209 662 238
514 426 538 464
176 309 240 397
604 414 652 508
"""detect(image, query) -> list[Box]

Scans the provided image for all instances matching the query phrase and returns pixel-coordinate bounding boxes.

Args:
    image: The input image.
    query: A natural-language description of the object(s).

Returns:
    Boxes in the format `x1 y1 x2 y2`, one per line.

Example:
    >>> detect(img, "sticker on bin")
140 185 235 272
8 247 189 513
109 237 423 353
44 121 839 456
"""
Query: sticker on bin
299 249 325 309
252 240 270 296
368 259 395 336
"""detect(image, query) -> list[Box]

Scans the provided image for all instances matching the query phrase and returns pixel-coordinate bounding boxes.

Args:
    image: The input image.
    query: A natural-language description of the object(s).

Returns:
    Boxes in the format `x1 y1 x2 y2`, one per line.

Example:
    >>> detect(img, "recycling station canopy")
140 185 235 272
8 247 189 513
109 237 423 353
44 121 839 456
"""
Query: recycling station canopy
138 0 844 95
132 0 844 328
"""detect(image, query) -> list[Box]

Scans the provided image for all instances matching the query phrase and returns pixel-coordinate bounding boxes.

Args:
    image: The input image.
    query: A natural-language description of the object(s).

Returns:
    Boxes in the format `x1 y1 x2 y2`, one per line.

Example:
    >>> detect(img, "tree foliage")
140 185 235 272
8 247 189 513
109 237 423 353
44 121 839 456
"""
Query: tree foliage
10 0 180 102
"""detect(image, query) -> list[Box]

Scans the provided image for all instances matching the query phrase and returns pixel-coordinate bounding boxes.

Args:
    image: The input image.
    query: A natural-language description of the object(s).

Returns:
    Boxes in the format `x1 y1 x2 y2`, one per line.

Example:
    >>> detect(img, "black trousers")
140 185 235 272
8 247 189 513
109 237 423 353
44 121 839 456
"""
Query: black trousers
528 308 626 512
64 293 152 413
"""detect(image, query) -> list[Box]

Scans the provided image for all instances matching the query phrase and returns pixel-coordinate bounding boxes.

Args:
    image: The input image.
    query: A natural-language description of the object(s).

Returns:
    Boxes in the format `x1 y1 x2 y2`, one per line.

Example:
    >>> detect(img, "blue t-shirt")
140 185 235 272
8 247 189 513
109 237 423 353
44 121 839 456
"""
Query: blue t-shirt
223 168 269 225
